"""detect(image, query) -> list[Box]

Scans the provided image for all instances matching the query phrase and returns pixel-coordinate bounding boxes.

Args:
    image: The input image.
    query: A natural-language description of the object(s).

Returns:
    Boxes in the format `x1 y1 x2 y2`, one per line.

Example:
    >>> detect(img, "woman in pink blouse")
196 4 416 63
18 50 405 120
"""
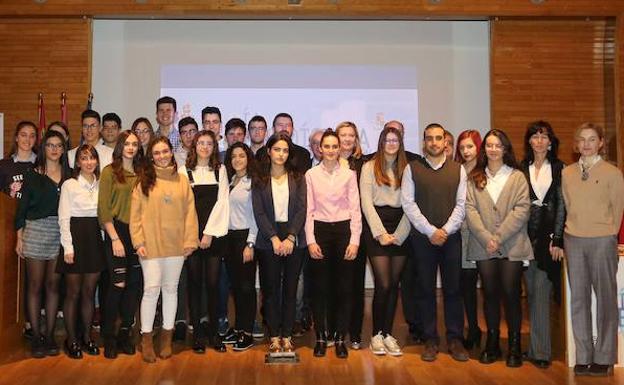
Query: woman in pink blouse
305 129 362 359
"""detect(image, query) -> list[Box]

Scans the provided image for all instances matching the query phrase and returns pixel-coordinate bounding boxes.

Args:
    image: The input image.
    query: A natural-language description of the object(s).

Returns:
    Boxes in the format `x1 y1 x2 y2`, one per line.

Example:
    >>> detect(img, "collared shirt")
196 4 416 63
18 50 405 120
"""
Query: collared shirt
174 147 189 168
529 160 552 206
400 156 467 238
485 164 513 204
156 125 181 153
229 175 258 244
305 161 362 245
68 142 113 172
11 153 37 163
58 174 99 255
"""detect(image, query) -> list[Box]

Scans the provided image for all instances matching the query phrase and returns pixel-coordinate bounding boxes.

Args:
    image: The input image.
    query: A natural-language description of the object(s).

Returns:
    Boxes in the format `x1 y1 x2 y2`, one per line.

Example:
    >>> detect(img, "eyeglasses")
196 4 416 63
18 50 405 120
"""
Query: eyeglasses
384 139 400 144
180 129 198 136
135 129 151 135
82 123 99 130
45 143 64 149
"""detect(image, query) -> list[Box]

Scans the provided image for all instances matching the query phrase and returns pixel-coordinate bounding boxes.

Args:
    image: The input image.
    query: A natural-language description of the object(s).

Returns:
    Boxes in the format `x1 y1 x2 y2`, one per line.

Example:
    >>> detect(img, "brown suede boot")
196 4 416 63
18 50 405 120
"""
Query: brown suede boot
141 332 156 363
159 328 173 359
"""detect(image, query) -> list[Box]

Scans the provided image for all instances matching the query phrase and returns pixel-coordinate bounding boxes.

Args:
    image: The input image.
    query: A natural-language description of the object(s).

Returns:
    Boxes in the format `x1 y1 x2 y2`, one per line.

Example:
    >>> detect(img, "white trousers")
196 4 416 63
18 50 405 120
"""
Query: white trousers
139 256 185 333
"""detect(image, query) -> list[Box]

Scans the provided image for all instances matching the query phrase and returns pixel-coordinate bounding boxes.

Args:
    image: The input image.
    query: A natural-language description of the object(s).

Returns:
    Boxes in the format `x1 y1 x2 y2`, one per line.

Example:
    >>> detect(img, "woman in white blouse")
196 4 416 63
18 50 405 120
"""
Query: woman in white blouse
178 130 229 353
360 126 410 356
57 144 107 359
223 142 259 351
465 129 533 368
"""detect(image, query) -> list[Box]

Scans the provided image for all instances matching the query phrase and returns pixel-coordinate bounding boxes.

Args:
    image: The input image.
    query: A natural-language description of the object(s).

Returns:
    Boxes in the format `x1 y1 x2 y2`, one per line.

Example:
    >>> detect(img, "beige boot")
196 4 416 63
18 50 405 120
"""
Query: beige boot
159 328 174 359
141 332 156 363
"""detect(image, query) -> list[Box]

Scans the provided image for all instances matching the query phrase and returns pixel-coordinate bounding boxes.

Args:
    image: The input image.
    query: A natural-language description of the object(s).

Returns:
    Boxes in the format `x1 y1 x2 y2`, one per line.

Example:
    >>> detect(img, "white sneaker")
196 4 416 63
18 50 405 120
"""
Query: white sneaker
369 332 386 355
383 334 403 356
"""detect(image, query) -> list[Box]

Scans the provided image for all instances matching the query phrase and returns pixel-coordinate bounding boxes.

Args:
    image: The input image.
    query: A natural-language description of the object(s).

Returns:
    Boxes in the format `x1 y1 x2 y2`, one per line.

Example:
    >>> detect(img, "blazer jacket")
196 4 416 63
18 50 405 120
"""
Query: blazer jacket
252 173 307 250
465 169 534 262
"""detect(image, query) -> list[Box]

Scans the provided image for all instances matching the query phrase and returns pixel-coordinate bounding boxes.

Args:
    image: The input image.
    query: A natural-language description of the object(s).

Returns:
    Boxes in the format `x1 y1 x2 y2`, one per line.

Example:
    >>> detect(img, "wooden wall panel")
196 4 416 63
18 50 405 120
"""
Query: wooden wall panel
0 18 91 154
491 19 615 164
0 0 623 18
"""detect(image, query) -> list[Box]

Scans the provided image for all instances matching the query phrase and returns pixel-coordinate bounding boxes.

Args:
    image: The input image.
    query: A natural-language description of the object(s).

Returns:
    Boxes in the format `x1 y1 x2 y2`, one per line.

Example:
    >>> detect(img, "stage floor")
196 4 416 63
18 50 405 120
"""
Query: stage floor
0 290 621 385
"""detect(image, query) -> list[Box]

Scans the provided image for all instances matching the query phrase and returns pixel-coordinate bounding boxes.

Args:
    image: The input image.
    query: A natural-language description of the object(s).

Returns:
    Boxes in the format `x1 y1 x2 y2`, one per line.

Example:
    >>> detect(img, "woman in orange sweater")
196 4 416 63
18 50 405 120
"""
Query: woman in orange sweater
130 136 198 363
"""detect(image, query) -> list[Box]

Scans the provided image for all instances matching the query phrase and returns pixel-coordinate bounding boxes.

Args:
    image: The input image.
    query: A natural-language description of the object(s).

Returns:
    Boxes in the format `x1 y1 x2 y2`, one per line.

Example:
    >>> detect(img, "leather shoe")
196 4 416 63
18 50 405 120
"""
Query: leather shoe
82 340 100 356
421 340 438 362
574 364 591 376
448 339 469 362
530 359 551 369
335 336 348 359
65 340 83 359
589 363 613 377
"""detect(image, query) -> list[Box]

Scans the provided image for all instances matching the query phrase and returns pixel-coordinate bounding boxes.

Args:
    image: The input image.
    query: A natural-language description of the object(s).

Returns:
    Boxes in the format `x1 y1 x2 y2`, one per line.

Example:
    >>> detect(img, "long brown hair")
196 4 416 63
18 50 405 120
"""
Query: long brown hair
185 130 220 172
254 132 299 188
469 129 519 190
111 130 143 184
372 126 407 189
71 144 100 180
139 136 177 197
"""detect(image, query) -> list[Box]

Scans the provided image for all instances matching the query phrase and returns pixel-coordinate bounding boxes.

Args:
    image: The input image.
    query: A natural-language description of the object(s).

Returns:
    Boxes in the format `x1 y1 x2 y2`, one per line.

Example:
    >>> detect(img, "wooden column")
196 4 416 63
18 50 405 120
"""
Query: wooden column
0 194 21 362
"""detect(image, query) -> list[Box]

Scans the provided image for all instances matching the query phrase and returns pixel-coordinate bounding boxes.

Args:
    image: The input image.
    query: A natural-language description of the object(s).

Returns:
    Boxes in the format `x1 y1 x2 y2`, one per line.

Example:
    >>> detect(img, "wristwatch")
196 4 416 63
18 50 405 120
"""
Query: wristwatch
246 242 255 249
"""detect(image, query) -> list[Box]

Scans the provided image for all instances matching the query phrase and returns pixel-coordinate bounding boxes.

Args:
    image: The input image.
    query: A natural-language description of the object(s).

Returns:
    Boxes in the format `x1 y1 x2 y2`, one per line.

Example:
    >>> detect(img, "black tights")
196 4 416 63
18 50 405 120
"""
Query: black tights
461 268 479 332
370 255 406 336
187 249 221 338
26 259 60 338
477 259 523 333
64 273 100 344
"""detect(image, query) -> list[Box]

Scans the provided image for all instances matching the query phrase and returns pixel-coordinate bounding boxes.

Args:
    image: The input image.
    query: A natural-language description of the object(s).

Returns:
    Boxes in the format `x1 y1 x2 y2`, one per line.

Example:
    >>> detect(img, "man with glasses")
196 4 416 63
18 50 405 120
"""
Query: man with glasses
67 109 113 171
248 115 268 155
101 113 122 149
401 122 468 363
155 96 180 152
174 117 199 166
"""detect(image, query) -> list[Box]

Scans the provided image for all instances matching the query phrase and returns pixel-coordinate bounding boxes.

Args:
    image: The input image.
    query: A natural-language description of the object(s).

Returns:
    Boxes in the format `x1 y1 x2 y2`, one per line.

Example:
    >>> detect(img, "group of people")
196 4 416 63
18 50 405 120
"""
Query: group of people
1 95 622 376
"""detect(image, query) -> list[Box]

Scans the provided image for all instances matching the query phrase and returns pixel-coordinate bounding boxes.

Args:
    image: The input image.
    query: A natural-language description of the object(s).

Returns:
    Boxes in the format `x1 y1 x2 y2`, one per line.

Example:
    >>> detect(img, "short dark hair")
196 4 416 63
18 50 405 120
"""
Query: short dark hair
178 116 199 133
248 115 267 128
423 122 444 139
201 106 222 121
81 109 101 124
272 112 293 129
225 118 247 137
156 96 177 112
102 112 122 128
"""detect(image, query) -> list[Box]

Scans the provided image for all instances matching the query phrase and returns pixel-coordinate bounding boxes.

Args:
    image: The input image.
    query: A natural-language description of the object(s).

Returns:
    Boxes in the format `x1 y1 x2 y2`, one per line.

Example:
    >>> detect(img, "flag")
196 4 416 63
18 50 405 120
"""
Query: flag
86 92 93 110
37 92 46 141
60 92 68 125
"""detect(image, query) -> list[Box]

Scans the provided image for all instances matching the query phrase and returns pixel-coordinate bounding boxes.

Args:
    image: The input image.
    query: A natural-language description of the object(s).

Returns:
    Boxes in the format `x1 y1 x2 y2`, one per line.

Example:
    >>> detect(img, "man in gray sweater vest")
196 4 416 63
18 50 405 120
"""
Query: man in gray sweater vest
401 123 469 362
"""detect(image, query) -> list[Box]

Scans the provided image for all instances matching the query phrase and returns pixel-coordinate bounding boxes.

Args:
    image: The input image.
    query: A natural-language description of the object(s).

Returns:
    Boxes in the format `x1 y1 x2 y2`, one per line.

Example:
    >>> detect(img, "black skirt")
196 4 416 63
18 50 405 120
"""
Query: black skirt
56 217 107 274
363 206 407 257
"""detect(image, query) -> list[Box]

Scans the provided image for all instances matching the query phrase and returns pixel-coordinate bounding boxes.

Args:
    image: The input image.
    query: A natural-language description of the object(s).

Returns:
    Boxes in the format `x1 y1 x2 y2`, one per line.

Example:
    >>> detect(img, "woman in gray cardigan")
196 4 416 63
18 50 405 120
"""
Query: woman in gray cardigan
465 129 533 368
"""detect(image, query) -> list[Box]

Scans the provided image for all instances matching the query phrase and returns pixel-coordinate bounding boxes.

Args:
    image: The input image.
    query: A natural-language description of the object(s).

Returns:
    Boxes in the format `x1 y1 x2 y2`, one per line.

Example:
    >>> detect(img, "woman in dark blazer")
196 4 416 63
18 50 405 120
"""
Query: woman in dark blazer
520 121 565 369
252 132 307 354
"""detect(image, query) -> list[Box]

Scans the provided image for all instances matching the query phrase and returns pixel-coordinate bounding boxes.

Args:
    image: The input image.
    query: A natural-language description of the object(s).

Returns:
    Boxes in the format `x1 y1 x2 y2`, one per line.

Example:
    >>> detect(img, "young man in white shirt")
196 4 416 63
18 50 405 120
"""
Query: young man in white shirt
67 110 113 171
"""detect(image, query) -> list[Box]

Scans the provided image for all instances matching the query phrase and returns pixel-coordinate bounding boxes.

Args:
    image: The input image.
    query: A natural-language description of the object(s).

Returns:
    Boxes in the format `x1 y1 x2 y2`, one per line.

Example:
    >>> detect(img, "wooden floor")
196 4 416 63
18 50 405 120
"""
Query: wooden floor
0 290 622 385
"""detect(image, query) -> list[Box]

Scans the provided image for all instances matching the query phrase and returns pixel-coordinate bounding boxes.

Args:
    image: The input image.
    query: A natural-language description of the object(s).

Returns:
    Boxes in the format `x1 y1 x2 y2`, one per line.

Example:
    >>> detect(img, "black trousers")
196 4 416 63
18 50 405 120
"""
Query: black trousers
401 233 424 334
310 220 353 336
223 229 257 334
461 268 479 333
187 246 221 337
102 220 143 338
258 224 304 338
410 231 463 342
349 246 366 339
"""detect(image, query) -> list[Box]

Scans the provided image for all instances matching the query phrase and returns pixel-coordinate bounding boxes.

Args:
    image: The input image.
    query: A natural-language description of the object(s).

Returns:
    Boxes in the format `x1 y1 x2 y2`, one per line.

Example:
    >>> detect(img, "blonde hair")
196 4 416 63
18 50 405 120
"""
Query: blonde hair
335 121 363 159
574 122 605 155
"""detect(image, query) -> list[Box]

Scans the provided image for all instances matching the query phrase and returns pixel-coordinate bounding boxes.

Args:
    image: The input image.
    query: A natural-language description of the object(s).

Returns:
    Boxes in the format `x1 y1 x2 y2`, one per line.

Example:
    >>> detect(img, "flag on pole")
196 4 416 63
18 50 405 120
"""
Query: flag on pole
86 92 93 110
37 92 46 141
60 92 68 125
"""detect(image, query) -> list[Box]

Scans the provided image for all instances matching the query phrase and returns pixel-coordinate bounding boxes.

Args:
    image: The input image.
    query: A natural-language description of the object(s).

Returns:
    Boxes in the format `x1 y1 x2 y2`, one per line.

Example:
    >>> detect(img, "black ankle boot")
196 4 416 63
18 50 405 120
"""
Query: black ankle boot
117 328 136 355
506 332 523 367
335 334 348 359
463 327 482 350
313 331 327 357
479 329 501 364
104 337 118 359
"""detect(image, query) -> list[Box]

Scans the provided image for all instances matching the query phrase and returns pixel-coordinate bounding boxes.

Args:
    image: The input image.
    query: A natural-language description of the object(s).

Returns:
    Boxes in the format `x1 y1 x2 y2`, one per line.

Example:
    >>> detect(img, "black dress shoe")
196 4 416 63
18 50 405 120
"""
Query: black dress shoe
31 336 46 359
589 363 613 377
335 336 348 359
574 364 591 376
313 332 327 357
530 359 551 369
82 340 100 356
45 336 60 356
463 328 482 350
506 332 522 368
104 338 118 359
65 340 83 359
479 329 501 364
192 338 206 354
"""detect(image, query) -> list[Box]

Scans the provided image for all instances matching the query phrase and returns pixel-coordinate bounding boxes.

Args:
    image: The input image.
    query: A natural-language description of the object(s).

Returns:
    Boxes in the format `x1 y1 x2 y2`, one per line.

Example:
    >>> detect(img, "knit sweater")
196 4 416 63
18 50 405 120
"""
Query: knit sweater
98 164 138 225
562 159 624 238
129 165 198 258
